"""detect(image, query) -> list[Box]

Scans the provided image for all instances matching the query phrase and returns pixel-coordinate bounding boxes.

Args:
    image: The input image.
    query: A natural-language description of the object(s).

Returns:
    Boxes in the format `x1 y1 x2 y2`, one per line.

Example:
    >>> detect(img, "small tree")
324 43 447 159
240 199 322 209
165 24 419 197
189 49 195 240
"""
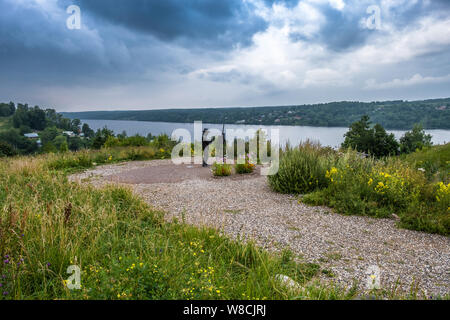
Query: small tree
372 124 400 157
91 127 114 149
342 116 399 158
42 142 57 154
399 124 432 154
59 141 69 153
342 115 373 153
82 123 95 139
53 135 68 150
0 141 16 157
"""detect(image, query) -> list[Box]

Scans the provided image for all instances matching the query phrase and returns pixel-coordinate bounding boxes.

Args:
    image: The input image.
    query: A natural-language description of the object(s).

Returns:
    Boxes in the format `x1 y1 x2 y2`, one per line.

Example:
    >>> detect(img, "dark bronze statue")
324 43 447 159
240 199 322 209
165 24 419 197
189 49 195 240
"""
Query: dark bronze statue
202 128 215 167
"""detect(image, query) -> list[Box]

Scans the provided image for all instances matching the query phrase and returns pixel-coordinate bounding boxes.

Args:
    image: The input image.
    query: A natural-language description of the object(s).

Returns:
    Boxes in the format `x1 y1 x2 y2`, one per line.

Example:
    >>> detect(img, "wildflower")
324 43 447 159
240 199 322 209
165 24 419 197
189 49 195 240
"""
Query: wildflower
3 260 9 264
325 167 338 182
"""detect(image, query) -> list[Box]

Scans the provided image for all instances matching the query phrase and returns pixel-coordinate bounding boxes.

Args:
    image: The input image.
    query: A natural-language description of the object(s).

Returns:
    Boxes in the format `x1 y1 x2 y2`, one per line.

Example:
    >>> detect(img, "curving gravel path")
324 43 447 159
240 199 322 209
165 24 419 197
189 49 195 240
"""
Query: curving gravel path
70 160 450 298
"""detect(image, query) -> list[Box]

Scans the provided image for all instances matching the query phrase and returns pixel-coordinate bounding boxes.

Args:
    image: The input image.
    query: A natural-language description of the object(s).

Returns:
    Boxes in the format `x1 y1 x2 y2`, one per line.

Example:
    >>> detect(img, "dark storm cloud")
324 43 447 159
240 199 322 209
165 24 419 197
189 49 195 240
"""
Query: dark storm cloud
0 0 449 110
0 0 180 87
263 0 300 8
314 5 372 52
198 69 253 84
77 0 268 49
287 0 450 52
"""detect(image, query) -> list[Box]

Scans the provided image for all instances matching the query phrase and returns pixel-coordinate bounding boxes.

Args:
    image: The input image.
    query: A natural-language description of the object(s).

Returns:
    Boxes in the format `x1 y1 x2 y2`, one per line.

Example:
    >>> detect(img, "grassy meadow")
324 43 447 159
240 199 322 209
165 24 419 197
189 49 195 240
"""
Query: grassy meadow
0 149 357 300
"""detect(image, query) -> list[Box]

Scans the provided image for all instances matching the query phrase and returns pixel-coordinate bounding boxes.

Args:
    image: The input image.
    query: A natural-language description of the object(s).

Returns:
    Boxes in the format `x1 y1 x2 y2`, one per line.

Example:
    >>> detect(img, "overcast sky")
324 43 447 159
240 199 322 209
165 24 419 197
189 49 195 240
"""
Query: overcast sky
0 0 449 112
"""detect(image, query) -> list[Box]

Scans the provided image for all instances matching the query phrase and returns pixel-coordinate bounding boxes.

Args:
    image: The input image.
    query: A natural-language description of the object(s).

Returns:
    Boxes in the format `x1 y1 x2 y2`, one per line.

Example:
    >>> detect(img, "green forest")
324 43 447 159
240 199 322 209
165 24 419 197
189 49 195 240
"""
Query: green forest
0 102 175 157
63 98 450 130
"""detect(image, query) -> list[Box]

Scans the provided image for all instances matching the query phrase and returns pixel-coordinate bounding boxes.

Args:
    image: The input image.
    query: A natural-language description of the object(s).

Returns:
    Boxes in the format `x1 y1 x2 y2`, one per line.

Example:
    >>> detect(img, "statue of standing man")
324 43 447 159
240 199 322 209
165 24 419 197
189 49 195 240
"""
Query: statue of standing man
202 128 215 167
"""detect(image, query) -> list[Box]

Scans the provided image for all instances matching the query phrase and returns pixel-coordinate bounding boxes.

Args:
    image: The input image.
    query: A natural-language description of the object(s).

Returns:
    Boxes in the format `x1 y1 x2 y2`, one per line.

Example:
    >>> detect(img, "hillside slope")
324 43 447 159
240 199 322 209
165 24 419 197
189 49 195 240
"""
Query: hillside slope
62 98 450 130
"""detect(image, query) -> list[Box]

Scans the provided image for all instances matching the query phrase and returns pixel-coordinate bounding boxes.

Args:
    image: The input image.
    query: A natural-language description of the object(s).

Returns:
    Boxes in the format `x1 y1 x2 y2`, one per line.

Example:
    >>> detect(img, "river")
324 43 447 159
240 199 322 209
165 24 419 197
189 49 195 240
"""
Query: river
81 119 450 148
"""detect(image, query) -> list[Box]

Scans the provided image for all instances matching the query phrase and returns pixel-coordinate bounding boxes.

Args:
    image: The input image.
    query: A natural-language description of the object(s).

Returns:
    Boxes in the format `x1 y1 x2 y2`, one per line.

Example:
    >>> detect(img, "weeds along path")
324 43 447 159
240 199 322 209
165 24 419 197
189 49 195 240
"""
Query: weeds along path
70 160 450 297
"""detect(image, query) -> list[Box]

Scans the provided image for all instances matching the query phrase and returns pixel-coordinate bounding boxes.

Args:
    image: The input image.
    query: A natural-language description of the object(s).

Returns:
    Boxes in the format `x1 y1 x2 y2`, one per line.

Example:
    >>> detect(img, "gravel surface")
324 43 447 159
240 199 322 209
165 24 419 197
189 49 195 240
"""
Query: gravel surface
71 160 450 297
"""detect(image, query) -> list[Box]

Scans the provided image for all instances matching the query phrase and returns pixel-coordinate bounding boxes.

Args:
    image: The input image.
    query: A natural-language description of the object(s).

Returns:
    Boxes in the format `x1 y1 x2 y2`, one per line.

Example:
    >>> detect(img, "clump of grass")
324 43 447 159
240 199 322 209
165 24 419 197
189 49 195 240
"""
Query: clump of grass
235 155 256 174
45 146 158 172
400 143 450 183
268 141 335 194
212 162 232 177
0 151 355 300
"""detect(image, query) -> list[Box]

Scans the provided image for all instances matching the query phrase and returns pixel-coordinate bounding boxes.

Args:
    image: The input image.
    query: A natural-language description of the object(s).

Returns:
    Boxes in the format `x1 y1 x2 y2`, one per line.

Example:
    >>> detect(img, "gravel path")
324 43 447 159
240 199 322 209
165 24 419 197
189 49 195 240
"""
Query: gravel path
71 160 450 297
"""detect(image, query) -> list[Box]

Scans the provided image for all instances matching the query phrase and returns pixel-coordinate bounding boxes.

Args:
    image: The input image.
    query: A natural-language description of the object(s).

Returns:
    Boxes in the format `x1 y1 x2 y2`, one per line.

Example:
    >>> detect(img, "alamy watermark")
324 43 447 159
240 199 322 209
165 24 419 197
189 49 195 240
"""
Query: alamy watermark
65 265 81 290
365 5 382 30
66 4 81 30
170 121 280 176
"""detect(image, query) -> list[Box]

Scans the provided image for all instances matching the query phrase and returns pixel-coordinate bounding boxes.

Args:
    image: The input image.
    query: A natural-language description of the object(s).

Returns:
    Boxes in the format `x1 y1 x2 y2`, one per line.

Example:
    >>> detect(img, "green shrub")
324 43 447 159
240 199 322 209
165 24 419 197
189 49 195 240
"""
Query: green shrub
212 162 232 177
301 150 449 235
235 162 255 174
0 140 16 157
235 156 256 174
268 142 334 194
400 143 450 183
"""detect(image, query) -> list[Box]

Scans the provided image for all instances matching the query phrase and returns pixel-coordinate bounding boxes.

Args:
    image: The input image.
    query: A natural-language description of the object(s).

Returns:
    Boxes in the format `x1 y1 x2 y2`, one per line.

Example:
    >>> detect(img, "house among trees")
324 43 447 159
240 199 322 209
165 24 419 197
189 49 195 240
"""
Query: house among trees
23 132 39 139
63 131 76 137
23 132 41 147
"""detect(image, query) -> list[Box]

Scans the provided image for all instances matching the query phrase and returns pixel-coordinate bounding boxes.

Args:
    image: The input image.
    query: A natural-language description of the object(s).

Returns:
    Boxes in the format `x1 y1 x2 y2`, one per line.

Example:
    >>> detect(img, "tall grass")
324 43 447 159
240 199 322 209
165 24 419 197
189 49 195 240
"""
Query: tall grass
0 153 353 300
268 141 335 194
45 146 167 172
269 143 449 235
400 143 450 183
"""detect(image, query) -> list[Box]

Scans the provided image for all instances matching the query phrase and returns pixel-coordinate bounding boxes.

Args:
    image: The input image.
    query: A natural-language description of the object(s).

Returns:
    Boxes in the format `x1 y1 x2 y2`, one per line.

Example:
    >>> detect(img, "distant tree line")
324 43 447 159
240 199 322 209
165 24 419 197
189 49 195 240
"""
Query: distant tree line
62 98 450 130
